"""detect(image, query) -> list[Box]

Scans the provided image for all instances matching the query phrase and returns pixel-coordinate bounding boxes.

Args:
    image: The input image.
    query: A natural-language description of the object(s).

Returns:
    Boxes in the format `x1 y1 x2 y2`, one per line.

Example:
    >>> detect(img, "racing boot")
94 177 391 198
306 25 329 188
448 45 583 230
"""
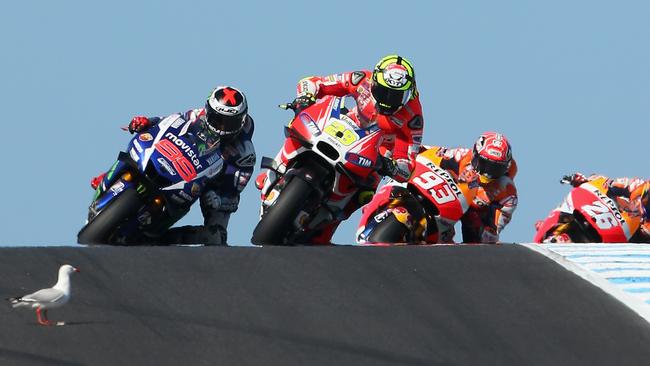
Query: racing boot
306 223 339 245
255 171 267 191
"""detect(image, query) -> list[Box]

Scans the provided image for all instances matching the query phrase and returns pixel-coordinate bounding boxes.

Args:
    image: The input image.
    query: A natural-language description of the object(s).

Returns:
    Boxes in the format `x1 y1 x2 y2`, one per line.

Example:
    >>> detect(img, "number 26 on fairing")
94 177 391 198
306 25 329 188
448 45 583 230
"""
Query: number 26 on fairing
412 171 455 204
582 201 619 230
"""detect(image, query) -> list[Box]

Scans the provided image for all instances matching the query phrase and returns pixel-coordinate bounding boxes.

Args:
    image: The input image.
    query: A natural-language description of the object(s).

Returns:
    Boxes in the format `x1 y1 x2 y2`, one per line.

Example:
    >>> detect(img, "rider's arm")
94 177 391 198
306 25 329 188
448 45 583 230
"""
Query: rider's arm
608 177 646 198
182 108 206 123
388 98 424 182
214 117 256 202
197 118 256 244
491 177 518 236
296 71 371 98
637 222 650 243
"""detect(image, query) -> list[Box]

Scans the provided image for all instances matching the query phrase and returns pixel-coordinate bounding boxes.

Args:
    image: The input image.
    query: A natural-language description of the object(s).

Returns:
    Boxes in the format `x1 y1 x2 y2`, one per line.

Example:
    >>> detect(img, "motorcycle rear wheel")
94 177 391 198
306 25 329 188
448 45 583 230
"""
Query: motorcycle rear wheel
77 188 142 245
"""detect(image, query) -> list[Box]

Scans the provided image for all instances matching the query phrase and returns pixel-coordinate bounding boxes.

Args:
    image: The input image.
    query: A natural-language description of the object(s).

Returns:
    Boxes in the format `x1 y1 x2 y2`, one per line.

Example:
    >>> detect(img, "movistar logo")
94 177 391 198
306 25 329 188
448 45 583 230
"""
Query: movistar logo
164 132 203 169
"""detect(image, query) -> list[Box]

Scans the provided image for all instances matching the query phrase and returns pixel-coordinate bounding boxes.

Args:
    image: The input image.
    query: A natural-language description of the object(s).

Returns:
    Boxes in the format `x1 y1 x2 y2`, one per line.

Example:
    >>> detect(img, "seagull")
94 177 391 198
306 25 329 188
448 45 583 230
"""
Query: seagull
7 264 80 326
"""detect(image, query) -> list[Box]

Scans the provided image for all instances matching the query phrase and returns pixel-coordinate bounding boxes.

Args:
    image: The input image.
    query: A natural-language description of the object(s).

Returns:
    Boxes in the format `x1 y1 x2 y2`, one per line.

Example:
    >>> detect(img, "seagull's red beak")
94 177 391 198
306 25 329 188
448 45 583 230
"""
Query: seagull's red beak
74 268 80 273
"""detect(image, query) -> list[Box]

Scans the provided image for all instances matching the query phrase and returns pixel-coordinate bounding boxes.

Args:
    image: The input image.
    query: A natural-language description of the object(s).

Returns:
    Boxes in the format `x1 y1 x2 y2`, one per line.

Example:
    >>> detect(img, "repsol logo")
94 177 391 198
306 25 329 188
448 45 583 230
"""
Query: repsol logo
165 133 203 169
432 165 462 197
594 189 626 224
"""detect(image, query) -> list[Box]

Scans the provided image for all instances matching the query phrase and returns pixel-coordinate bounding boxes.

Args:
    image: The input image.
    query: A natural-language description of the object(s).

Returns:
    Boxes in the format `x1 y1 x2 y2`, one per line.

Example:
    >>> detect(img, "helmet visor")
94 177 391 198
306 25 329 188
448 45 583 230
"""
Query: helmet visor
371 83 409 115
472 154 509 179
206 109 245 135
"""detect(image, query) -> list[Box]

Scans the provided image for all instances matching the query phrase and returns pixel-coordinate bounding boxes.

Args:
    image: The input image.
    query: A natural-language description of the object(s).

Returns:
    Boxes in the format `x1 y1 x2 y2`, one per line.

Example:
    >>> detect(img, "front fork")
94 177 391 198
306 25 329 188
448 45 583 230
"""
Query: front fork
89 161 166 228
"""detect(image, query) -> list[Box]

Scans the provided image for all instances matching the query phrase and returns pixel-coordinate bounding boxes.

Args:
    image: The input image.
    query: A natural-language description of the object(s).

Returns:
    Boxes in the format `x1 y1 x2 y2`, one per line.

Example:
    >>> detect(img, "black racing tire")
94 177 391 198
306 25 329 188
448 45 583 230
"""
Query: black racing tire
367 213 410 244
251 177 315 245
77 188 143 245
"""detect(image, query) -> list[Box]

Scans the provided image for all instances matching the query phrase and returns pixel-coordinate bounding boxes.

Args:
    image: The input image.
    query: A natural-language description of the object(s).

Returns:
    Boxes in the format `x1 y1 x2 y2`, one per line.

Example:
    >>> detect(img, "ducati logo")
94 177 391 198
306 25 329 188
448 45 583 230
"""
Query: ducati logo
351 71 365 86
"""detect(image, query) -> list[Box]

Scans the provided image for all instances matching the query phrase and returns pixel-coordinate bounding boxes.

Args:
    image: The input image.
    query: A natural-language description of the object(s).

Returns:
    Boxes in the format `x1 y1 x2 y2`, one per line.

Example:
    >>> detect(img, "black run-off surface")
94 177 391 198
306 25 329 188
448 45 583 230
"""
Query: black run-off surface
0 245 649 366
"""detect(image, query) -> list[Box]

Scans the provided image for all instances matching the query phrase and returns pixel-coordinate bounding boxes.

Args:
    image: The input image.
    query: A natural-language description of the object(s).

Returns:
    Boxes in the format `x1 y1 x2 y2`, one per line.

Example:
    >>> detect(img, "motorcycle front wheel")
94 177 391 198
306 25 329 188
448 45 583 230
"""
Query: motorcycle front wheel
77 188 142 245
251 177 315 245
366 213 410 244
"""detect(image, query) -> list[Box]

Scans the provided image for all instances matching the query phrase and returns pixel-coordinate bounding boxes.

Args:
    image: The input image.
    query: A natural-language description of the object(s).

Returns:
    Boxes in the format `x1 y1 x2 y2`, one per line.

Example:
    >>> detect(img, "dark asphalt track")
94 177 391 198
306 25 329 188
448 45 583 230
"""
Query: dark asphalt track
1 245 650 366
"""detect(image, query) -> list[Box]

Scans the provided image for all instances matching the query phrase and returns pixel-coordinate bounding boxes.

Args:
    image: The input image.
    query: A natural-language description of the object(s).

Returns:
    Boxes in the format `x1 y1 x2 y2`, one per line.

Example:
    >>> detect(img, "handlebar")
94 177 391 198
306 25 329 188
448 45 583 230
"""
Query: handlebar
278 102 297 111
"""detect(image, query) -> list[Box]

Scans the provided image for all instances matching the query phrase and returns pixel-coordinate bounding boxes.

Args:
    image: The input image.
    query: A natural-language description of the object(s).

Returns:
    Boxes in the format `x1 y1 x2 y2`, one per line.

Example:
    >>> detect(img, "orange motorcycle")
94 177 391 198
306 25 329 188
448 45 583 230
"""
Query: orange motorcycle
534 176 644 243
357 149 479 244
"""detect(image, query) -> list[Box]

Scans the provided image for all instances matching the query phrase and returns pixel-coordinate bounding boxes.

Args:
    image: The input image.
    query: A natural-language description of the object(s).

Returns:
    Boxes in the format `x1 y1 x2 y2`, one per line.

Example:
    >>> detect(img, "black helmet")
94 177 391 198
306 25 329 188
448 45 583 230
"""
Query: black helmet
205 86 248 137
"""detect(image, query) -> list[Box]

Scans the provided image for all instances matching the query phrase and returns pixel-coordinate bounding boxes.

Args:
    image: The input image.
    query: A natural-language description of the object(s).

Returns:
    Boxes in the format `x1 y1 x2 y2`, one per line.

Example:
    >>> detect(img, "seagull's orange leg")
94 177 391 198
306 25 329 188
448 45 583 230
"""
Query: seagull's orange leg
36 308 53 326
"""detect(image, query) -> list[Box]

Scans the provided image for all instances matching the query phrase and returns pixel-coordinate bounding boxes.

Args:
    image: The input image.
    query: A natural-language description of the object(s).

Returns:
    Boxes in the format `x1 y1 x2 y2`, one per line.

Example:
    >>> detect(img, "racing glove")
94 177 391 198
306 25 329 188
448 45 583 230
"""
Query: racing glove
291 93 316 113
561 172 587 187
377 155 398 178
128 116 151 134
90 172 106 190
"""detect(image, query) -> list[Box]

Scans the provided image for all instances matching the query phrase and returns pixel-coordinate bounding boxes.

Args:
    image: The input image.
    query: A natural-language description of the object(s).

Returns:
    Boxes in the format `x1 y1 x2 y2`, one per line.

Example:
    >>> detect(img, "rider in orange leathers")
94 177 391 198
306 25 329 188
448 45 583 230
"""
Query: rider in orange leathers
421 132 518 243
256 55 424 243
561 173 650 242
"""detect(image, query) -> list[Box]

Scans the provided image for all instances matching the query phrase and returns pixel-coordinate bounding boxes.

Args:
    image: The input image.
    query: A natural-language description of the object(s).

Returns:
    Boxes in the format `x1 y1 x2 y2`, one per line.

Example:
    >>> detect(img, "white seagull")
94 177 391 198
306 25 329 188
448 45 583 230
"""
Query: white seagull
7 264 80 326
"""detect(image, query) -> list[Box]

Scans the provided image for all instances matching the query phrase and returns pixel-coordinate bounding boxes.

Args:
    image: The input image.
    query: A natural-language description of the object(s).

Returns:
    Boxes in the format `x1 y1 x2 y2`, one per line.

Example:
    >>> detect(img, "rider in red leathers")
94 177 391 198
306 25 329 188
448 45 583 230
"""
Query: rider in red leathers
421 132 518 243
256 55 425 244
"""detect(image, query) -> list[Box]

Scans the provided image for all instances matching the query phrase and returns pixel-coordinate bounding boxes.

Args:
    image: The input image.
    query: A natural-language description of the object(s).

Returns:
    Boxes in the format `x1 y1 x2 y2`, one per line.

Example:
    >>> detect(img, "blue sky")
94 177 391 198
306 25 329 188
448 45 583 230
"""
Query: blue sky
1 1 649 245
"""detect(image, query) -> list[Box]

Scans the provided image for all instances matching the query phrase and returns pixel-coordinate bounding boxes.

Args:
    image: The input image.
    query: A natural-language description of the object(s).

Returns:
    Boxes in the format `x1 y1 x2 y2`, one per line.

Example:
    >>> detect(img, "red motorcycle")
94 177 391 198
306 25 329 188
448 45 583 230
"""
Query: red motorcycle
251 96 386 245
534 176 644 243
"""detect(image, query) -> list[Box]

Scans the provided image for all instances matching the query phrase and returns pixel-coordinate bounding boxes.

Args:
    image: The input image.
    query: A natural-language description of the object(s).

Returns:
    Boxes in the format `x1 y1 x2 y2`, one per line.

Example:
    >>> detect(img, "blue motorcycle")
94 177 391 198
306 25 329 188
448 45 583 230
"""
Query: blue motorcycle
78 114 224 245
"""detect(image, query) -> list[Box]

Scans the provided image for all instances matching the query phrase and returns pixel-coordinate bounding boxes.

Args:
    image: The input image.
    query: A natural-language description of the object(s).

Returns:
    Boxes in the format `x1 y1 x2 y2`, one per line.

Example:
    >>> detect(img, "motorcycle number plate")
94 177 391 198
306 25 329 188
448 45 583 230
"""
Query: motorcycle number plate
324 120 358 146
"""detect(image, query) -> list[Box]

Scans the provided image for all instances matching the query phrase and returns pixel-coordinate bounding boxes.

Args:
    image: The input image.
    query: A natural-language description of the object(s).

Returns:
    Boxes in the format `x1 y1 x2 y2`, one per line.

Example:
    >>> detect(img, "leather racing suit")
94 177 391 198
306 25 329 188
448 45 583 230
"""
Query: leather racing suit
425 145 518 243
99 108 255 245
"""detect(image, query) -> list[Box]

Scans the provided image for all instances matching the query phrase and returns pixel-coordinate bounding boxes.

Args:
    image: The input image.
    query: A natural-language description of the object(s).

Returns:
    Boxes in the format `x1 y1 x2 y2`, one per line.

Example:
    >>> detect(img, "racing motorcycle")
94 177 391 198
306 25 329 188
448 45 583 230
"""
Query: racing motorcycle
533 176 643 243
251 95 385 245
356 152 479 244
77 114 224 245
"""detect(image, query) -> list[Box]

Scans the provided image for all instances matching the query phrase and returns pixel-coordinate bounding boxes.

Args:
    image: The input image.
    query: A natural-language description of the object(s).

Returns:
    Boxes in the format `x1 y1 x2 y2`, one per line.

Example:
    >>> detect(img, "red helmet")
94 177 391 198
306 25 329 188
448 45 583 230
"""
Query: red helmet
471 132 512 182
205 86 248 137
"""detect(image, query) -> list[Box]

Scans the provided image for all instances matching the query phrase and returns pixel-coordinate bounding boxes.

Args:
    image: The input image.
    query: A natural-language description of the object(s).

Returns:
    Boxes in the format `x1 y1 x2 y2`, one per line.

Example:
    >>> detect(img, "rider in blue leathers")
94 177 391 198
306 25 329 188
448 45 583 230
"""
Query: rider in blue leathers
91 86 255 245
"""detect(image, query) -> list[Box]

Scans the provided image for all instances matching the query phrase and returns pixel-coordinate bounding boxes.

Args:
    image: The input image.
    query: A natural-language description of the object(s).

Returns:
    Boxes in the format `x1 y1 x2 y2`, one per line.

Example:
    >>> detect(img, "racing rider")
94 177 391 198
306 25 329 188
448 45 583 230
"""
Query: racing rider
560 173 650 242
255 55 425 244
422 132 518 243
90 86 256 245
